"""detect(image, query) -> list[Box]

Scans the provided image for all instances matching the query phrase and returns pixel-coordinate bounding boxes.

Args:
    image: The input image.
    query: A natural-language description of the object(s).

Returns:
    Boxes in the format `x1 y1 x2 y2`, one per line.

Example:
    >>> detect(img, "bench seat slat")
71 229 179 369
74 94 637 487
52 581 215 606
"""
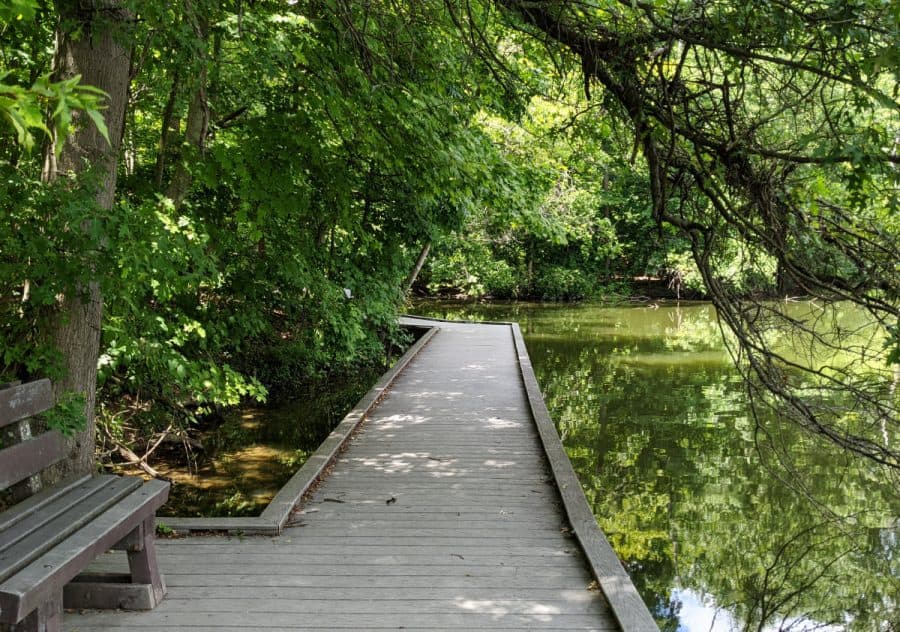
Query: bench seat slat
0 476 142 583
0 431 68 489
0 475 91 533
0 476 119 554
0 478 169 623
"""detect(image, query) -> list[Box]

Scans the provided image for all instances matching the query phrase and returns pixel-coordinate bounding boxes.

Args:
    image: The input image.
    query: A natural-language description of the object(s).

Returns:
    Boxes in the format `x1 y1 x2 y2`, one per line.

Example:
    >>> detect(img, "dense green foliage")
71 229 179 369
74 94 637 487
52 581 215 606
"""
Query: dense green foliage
0 1 531 434
421 95 669 300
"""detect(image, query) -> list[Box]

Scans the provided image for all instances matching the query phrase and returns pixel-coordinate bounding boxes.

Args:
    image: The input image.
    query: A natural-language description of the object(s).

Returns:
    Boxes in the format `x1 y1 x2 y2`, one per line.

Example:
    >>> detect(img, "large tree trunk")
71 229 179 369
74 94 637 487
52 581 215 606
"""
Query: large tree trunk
44 1 131 478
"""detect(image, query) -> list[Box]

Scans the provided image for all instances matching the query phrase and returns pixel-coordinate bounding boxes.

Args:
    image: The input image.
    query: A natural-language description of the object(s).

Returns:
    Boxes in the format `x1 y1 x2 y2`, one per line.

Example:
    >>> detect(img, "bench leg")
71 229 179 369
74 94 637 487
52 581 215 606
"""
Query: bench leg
4 592 63 632
63 517 167 610
126 516 166 606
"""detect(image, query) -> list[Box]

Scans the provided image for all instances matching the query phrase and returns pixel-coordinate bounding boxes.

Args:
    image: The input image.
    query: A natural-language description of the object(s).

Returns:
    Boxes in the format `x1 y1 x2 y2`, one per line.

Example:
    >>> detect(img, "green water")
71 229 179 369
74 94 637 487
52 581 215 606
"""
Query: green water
415 300 899 632
157 365 385 518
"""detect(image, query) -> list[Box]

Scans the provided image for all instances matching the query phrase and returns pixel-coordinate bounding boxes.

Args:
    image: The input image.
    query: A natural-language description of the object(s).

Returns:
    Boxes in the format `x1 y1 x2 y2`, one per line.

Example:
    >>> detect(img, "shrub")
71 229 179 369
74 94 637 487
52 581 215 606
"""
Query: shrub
482 259 520 299
533 266 594 301
427 240 522 298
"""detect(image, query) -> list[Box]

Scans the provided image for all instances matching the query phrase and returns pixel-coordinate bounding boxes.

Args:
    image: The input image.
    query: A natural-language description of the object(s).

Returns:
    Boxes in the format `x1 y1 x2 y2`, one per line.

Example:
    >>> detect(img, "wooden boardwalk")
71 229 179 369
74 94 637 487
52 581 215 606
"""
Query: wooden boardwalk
65 318 654 631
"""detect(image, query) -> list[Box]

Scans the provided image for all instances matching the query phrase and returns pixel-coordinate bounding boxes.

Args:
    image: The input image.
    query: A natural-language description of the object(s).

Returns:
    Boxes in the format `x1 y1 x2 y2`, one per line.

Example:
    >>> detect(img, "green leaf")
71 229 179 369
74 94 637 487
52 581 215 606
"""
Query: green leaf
85 108 110 144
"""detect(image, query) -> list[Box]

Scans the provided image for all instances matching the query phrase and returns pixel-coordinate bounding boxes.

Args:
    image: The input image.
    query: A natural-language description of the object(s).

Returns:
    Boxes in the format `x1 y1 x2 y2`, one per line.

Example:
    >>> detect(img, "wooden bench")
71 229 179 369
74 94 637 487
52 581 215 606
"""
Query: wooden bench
0 379 169 632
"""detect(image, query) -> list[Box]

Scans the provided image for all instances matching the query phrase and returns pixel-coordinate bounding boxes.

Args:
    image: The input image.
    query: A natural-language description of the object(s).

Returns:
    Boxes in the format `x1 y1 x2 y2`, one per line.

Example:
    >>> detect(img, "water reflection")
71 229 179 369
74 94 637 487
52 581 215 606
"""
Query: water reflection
414 301 899 632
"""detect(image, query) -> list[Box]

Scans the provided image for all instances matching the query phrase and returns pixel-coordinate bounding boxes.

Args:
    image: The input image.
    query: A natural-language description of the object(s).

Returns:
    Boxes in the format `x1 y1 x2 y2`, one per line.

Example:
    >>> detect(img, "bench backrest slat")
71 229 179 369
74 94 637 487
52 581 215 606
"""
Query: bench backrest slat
0 379 64 491
0 379 53 428
0 431 68 490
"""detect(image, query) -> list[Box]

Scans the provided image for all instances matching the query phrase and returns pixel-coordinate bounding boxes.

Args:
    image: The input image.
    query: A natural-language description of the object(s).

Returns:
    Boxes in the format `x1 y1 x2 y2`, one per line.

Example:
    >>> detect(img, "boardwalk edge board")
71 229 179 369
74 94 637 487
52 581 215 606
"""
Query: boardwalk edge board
510 322 660 632
161 324 439 536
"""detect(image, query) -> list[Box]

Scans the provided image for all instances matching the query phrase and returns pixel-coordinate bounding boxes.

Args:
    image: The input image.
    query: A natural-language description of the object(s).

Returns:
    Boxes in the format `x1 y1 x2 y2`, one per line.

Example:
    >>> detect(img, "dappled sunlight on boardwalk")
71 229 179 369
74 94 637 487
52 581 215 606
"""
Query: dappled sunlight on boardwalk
65 319 618 631
370 413 433 428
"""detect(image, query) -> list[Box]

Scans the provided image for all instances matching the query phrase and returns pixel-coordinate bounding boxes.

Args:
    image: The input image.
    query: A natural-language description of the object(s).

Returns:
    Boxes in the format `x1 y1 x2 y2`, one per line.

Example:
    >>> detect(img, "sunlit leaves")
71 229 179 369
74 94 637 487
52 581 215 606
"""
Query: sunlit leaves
0 0 37 22
0 73 109 153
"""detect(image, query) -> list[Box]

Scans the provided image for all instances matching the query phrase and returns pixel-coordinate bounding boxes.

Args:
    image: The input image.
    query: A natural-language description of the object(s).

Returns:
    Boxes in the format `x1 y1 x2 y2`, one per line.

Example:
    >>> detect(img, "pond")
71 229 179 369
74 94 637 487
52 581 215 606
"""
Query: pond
155 364 387 518
414 300 899 632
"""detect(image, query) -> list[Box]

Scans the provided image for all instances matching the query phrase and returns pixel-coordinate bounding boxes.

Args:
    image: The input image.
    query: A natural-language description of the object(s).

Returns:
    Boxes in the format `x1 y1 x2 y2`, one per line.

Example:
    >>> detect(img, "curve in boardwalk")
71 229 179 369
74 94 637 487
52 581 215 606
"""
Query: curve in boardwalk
66 317 656 631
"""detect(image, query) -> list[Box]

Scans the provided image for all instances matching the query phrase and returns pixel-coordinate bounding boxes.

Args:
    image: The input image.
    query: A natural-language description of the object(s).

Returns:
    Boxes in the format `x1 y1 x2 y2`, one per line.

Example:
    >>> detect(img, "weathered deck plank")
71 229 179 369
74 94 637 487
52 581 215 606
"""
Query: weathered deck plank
66 319 650 631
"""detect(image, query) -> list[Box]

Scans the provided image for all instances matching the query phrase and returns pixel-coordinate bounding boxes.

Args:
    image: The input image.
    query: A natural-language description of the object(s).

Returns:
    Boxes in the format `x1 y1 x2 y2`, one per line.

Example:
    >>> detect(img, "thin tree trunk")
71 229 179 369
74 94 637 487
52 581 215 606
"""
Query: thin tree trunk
165 6 209 208
165 75 207 206
43 0 131 478
527 242 534 292
154 70 180 189
404 241 431 295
